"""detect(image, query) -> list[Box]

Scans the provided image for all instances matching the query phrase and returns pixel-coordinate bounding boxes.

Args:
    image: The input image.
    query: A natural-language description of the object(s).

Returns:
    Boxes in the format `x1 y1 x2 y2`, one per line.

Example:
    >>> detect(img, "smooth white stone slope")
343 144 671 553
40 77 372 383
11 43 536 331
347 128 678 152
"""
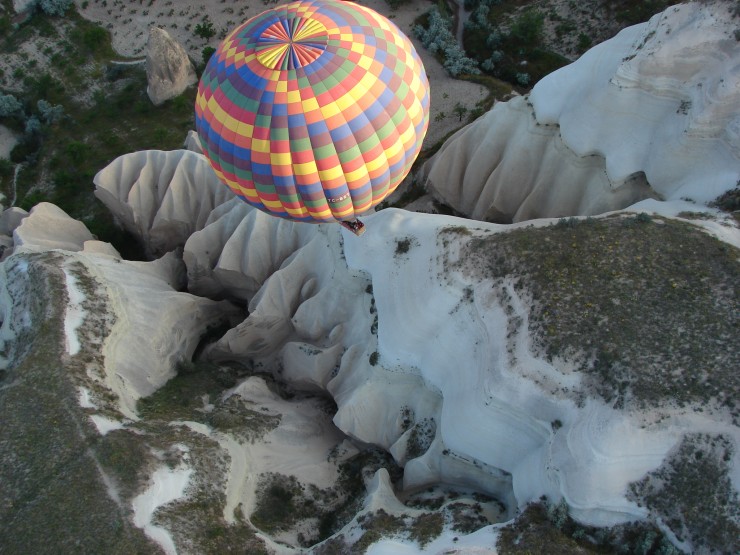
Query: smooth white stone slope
421 1 740 222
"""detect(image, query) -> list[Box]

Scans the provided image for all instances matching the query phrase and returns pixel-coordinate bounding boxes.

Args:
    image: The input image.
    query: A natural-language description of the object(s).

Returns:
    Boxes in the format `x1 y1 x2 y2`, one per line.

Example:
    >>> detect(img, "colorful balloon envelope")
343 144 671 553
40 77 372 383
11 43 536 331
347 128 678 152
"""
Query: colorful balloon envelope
195 0 430 225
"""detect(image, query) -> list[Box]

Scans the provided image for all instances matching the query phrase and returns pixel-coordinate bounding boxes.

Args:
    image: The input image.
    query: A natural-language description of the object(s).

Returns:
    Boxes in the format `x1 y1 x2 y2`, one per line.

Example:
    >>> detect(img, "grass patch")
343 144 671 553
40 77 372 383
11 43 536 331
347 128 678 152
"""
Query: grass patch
451 216 740 416
159 501 269 555
353 509 445 552
445 501 492 533
93 429 154 500
409 512 444 547
608 0 675 25
144 423 270 555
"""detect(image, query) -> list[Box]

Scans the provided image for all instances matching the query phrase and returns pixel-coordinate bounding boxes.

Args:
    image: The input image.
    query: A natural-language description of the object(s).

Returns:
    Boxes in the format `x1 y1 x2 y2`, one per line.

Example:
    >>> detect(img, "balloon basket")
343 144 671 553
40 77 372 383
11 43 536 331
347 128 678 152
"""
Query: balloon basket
340 219 366 236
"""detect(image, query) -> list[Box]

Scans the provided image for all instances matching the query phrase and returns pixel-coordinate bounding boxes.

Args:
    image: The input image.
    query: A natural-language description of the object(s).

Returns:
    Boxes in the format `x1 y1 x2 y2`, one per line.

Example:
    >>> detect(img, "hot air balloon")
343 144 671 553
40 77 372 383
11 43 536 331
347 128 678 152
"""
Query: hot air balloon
195 0 430 235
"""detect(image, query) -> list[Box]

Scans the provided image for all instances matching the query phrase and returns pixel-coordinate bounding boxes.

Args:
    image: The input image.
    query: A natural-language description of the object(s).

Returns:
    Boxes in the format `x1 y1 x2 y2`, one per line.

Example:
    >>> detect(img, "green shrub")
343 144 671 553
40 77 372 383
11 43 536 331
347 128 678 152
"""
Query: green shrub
194 17 216 41
80 26 108 52
508 9 544 46
202 46 216 66
395 238 412 255
251 474 305 533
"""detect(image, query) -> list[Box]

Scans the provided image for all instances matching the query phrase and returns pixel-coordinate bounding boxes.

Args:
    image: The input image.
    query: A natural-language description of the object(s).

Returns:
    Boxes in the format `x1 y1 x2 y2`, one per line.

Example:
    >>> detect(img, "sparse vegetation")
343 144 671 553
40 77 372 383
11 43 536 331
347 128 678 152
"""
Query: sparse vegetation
710 184 740 224
406 417 436 459
610 0 674 25
628 433 739 553
408 512 444 547
459 1 570 89
0 254 156 554
395 236 419 256
445 501 492 533
450 216 740 418
250 473 307 533
354 510 406 552
251 448 403 546
413 6 480 77
0 7 196 251
497 497 681 554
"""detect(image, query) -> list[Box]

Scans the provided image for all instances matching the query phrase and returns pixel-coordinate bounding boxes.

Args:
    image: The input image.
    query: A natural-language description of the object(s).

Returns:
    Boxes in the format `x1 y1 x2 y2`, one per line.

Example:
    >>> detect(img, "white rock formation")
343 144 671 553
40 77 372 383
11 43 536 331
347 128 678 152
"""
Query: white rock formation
96 146 738 552
145 27 197 106
27 3 735 550
183 130 203 154
421 1 740 222
14 202 94 252
93 149 235 256
183 200 317 302
3 201 242 419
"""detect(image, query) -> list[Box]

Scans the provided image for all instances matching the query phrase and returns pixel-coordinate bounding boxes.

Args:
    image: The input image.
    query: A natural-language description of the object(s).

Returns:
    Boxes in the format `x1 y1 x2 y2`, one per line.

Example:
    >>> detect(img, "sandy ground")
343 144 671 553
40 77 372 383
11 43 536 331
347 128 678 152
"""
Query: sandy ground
73 0 489 149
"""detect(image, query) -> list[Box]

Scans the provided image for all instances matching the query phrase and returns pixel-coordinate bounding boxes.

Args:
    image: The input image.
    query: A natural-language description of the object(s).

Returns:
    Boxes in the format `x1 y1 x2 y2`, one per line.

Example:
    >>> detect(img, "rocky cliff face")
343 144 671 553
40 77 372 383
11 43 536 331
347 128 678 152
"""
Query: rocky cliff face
420 0 739 223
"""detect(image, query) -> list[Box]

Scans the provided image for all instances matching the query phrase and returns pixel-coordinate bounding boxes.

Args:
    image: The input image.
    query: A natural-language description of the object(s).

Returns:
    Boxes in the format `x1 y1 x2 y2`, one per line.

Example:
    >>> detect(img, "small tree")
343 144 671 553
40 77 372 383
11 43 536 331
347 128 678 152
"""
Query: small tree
0 94 24 119
509 9 544 46
194 17 216 42
37 99 64 125
25 116 42 136
452 102 468 121
202 46 216 66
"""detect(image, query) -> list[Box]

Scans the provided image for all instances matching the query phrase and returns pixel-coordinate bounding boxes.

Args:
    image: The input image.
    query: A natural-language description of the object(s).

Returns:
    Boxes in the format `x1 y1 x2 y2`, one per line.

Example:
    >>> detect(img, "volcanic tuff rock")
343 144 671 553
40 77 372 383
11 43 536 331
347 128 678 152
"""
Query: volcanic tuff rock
420 0 740 223
3 201 243 418
2 1 738 553
90 146 738 553
93 149 235 258
145 27 197 106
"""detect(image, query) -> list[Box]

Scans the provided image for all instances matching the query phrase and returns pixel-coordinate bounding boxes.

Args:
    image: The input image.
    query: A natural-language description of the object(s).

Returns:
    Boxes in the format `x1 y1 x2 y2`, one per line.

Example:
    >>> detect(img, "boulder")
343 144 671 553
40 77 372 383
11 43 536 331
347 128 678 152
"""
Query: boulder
145 27 197 106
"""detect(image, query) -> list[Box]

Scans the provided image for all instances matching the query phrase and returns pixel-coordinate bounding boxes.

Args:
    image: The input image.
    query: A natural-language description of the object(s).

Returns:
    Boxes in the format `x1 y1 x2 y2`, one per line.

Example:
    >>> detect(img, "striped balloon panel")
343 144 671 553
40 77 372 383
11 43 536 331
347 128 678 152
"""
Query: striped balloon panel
195 0 430 223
